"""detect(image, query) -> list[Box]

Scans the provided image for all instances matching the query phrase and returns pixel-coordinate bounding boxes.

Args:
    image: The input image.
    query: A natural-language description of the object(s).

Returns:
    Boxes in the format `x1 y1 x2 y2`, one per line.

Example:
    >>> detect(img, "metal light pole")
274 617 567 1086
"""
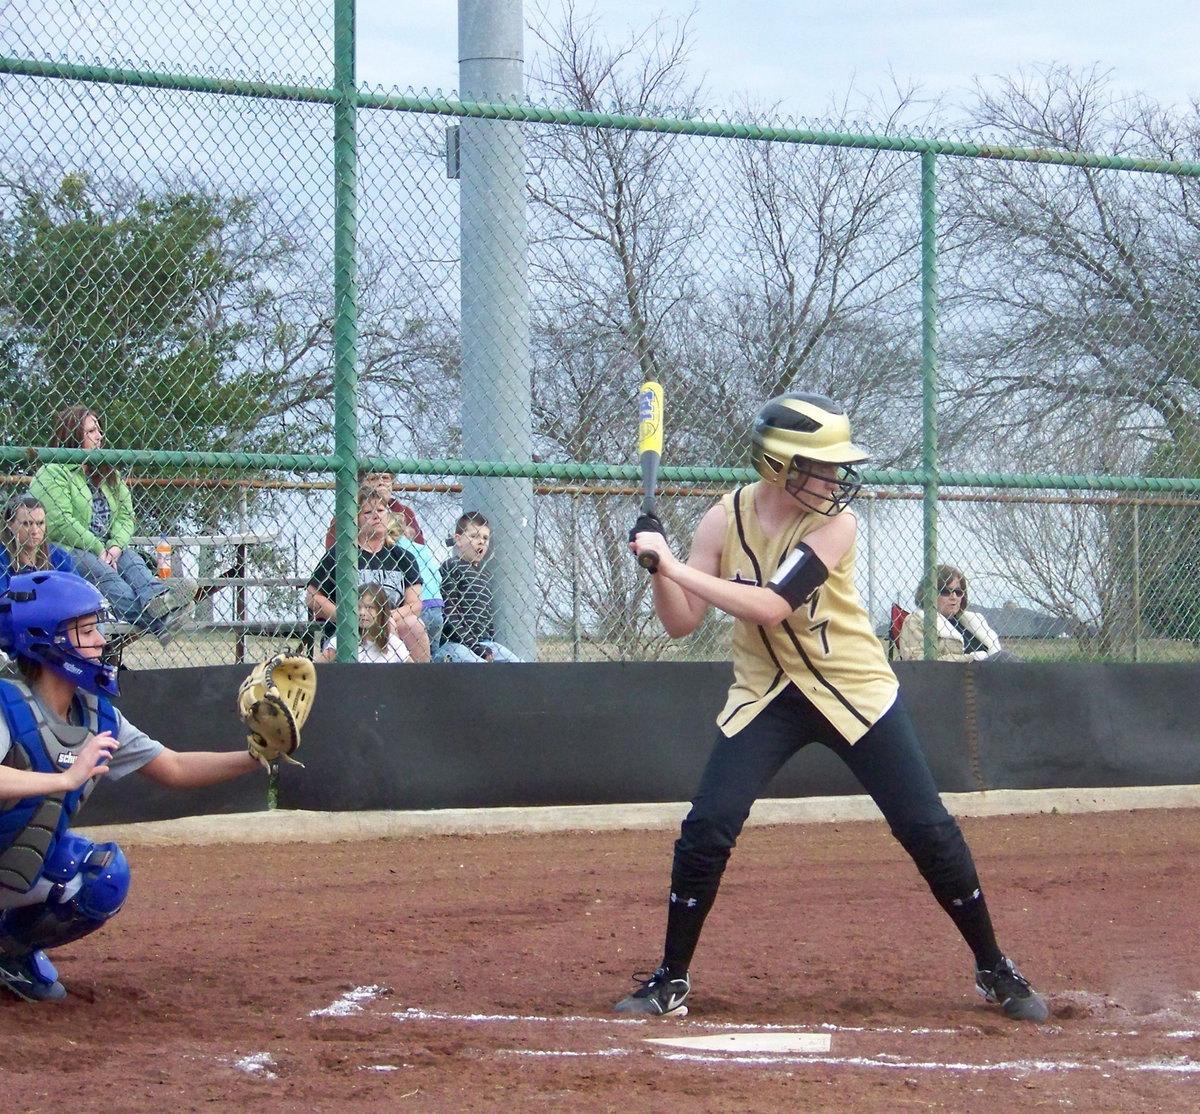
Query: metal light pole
458 0 536 660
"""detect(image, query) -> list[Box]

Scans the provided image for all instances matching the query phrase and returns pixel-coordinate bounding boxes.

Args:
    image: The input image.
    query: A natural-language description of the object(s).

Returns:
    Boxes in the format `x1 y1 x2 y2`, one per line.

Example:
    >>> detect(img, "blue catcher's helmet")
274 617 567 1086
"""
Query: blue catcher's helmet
0 570 120 697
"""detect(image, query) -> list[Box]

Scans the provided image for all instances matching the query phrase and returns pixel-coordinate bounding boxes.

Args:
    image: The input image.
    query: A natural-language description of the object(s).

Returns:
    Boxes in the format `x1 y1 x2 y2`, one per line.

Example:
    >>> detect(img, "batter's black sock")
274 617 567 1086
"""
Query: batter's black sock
939 887 1003 971
661 887 719 977
897 819 1004 971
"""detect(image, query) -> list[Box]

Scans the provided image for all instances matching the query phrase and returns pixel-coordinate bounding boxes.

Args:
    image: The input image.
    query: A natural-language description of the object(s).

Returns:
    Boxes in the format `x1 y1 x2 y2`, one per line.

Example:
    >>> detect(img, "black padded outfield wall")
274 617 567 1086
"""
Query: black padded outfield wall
967 661 1200 789
78 661 1200 826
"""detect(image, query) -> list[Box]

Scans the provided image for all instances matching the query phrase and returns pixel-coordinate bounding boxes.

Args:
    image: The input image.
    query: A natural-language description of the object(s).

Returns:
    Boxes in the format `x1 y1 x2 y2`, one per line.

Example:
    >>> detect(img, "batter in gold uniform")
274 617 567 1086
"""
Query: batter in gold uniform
617 393 1047 1023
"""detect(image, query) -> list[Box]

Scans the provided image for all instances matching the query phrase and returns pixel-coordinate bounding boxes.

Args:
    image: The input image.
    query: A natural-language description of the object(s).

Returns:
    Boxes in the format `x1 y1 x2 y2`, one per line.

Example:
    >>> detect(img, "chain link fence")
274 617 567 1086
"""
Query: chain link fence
3 2 1200 667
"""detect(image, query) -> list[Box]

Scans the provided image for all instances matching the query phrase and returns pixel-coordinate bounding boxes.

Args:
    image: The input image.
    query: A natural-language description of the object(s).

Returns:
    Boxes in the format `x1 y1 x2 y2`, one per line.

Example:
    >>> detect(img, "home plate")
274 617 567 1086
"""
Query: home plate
644 1031 831 1054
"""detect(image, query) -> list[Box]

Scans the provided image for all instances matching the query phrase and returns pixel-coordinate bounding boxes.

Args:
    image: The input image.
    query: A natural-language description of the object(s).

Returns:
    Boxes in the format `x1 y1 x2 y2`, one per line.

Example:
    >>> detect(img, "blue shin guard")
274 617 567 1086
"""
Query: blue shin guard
1 834 131 956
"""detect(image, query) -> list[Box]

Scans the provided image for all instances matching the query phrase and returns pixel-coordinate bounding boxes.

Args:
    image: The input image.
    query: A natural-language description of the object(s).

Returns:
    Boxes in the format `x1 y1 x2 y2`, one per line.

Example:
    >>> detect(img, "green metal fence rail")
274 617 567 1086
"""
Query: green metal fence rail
9 55 1200 176
4 1 1200 665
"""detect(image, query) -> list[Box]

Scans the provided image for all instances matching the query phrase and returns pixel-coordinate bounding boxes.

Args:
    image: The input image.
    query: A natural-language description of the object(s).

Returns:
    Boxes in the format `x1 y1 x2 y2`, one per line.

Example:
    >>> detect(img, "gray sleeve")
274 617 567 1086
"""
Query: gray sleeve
104 709 166 780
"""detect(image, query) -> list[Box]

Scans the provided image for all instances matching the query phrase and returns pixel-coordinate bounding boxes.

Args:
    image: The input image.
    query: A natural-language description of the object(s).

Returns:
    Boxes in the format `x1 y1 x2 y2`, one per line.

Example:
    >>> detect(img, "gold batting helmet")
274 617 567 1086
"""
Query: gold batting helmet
750 393 869 514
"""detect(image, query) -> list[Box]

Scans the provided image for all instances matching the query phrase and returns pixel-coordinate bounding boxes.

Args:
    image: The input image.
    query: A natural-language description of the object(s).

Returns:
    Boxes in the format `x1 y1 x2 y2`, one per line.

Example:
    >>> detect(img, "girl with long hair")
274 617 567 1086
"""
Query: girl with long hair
29 406 195 646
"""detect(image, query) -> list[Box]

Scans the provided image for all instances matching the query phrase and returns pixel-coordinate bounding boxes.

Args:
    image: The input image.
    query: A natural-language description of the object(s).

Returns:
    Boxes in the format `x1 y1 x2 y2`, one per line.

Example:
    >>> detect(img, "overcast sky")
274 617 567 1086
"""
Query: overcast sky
356 0 1200 124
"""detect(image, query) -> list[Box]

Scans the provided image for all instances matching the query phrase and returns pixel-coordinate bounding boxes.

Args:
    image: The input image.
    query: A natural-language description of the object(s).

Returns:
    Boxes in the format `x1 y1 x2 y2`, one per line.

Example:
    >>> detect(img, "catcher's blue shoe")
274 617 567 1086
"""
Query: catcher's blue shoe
615 967 690 1017
0 950 67 1003
975 956 1048 1022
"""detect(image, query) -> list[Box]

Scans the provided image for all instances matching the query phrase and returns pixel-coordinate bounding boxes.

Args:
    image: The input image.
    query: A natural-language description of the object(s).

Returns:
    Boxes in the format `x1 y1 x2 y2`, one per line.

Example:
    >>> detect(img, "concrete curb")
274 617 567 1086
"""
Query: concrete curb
77 784 1200 847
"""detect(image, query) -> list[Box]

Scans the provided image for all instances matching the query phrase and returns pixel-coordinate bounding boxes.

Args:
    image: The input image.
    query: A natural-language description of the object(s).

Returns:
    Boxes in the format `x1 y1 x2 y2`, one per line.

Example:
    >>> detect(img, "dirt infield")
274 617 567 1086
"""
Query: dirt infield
3 805 1198 1112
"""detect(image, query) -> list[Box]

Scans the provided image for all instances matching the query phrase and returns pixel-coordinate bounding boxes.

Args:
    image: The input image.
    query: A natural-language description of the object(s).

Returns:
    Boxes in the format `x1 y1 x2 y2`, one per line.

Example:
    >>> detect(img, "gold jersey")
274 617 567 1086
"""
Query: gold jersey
715 483 898 743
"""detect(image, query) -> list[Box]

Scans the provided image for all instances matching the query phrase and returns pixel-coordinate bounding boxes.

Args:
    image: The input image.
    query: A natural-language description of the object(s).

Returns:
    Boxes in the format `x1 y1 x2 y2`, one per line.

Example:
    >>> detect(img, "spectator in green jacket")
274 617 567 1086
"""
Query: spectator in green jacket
29 406 195 646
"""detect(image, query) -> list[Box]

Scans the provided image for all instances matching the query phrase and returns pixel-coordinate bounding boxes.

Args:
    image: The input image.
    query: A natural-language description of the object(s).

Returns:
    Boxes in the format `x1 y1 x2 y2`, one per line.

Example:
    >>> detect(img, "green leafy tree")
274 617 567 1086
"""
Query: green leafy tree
0 172 323 535
0 173 281 455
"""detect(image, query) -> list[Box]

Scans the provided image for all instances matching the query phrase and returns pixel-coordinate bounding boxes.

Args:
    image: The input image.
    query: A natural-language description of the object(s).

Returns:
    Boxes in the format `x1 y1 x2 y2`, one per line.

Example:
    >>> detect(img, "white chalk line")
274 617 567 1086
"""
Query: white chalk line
388 1006 967 1036
391 1006 628 1025
294 988 1200 1080
389 1006 877 1030
309 984 391 1017
652 1052 1200 1074
493 1047 1200 1075
498 1048 633 1059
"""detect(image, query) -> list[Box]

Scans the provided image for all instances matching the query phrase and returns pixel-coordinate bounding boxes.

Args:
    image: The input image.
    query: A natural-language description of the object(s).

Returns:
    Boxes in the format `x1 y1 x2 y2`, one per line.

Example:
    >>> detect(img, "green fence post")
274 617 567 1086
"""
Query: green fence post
332 0 359 663
920 150 940 659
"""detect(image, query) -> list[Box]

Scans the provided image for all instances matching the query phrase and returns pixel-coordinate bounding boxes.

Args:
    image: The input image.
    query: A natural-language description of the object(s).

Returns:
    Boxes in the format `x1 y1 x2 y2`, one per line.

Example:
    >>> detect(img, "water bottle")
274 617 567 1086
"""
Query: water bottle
156 535 172 579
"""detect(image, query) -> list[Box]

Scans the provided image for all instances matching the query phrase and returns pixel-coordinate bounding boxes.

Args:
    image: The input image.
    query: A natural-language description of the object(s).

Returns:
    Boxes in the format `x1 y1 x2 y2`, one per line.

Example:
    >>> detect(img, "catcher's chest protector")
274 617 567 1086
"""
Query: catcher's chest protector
0 680 116 894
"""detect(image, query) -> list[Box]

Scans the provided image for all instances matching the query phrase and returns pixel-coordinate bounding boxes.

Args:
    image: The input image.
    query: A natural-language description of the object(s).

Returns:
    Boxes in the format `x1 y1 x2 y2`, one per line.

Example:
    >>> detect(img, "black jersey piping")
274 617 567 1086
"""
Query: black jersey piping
718 642 786 730
730 486 764 585
778 619 873 728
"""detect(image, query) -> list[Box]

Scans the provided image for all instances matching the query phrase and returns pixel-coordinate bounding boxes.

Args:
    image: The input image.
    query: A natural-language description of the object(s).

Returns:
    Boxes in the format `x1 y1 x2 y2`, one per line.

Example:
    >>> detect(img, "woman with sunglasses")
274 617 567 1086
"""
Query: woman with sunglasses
897 564 1003 661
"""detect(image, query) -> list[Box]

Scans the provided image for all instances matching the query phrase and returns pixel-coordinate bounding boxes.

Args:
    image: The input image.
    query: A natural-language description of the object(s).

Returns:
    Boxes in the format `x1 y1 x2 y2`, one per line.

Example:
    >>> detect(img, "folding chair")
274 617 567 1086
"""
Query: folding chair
888 603 910 660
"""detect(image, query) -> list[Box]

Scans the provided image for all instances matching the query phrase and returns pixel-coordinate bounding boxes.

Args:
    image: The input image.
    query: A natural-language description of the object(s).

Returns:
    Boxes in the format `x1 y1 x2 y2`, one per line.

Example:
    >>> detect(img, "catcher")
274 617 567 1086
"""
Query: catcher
0 570 313 1003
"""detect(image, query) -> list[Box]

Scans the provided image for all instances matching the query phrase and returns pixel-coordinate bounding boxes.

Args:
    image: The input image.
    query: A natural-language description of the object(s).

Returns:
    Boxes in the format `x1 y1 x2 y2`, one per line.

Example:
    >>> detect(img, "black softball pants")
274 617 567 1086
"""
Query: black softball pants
662 684 999 974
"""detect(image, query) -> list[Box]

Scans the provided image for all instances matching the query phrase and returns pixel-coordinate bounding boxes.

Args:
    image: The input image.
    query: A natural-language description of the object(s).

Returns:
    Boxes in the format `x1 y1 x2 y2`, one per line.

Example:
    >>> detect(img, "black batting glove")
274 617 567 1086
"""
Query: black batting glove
628 513 666 544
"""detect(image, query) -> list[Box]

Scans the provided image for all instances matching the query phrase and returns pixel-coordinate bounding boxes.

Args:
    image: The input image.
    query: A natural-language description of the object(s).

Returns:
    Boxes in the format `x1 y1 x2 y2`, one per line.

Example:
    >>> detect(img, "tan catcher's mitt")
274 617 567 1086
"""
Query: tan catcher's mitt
237 654 316 769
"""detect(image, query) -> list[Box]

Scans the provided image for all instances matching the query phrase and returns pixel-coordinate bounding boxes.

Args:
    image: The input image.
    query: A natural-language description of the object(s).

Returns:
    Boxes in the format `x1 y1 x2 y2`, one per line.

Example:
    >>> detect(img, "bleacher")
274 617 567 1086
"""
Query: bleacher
121 534 316 661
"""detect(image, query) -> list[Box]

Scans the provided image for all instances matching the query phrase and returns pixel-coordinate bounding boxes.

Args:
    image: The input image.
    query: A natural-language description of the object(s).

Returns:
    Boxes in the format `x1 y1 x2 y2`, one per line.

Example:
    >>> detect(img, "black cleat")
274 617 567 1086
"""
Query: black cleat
615 966 690 1017
975 956 1048 1022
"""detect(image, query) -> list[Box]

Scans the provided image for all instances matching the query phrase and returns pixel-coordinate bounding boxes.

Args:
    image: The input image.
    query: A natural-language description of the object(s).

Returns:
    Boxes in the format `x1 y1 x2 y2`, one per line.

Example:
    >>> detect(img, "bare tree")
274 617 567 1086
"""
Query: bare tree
718 83 931 465
524 3 956 656
246 230 460 462
527 1 706 385
966 495 1137 655
526 1 715 657
961 405 1147 654
942 65 1200 468
937 67 1200 650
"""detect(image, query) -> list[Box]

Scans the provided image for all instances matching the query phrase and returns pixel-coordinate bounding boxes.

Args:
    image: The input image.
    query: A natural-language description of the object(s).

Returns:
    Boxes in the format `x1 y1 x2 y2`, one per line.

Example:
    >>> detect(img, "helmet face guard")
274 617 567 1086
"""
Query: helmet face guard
0 571 121 697
784 458 864 516
751 392 870 515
